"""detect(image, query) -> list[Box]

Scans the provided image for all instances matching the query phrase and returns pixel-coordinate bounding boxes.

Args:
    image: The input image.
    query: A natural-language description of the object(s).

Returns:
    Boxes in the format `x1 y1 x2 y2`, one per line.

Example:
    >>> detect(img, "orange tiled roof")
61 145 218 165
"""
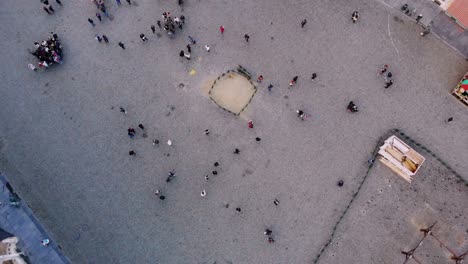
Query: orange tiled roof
447 0 468 29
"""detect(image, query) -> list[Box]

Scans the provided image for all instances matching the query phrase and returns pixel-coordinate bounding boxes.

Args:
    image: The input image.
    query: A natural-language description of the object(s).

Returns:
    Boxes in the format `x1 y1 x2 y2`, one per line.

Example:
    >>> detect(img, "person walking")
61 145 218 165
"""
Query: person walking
157 20 162 28
311 73 317 80
119 107 127 114
204 129 210 135
188 36 196 44
118 41 125 49
445 117 454 123
116 0 121 6
416 14 423 23
46 3 55 13
244 34 250 42
186 44 191 53
95 35 102 42
102 34 109 43
96 12 102 22
88 18 95 27
384 79 393 88
129 150 136 156
248 120 254 128
268 84 273 92
43 6 51 14
257 75 264 83
352 11 359 23
379 64 388 75
128 127 136 138
289 76 298 87
126 0 131 5
204 45 211 52
55 0 62 6
296 110 306 120
151 25 156 34
301 19 307 28
234 148 240 154
138 124 145 130
219 25 225 34
140 34 148 42
421 28 430 36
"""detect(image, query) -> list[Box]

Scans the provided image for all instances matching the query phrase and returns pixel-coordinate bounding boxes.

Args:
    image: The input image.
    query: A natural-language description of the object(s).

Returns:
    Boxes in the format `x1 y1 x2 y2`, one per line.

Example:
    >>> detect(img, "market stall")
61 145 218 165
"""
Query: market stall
378 135 425 183
451 71 468 106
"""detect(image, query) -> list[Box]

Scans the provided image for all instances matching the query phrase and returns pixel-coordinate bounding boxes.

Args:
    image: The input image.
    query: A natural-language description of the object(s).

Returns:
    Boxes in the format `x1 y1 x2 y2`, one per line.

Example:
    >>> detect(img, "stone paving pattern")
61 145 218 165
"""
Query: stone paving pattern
0 0 467 263
0 174 69 264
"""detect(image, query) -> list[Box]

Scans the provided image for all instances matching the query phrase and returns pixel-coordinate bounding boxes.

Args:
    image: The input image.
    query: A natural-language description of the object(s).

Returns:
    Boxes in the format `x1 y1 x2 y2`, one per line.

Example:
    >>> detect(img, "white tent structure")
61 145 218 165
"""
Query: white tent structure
378 136 425 183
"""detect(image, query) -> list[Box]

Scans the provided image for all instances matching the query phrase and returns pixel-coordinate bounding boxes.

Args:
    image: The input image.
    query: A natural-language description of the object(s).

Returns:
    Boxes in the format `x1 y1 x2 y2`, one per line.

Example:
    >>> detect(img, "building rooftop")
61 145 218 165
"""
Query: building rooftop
447 0 468 28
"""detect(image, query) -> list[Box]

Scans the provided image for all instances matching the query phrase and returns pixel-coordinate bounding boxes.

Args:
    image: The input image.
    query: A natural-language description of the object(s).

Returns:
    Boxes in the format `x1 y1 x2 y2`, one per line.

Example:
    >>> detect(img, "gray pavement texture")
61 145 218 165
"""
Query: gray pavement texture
0 0 467 263
0 174 70 264
381 0 468 58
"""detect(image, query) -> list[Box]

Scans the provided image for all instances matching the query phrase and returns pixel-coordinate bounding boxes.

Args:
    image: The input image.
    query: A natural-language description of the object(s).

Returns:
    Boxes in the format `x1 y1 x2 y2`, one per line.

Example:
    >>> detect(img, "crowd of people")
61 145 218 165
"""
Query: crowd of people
29 32 63 70
31 0 416 249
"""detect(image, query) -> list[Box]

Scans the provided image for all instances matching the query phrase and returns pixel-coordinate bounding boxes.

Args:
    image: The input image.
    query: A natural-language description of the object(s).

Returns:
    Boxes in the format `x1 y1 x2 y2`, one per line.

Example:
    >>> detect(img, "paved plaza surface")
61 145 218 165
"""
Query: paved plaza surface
0 0 467 263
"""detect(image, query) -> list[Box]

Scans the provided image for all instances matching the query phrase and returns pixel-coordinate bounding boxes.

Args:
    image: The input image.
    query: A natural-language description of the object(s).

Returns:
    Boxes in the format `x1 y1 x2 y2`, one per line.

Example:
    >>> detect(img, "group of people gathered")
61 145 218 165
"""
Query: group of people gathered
29 32 63 70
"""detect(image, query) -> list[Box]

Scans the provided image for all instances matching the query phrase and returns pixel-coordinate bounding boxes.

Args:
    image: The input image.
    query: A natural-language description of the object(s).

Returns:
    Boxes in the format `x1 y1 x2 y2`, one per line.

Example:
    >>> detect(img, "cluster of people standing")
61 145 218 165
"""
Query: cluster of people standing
29 32 63 70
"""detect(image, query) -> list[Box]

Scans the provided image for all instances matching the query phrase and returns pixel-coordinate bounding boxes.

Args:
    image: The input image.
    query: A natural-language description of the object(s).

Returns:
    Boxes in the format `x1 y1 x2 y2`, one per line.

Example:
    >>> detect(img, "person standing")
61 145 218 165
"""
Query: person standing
445 117 454 123
268 84 273 92
119 107 127 114
126 0 131 5
43 6 51 14
140 34 148 42
88 18 95 27
186 44 191 53
28 63 37 71
301 19 307 28
204 45 211 52
248 120 254 128
244 34 250 42
55 0 62 6
96 12 102 22
46 3 55 13
116 0 121 6
95 35 102 42
311 73 317 80
129 150 136 156
102 34 109 43
118 41 125 49
151 25 156 34
257 75 264 83
219 25 225 34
